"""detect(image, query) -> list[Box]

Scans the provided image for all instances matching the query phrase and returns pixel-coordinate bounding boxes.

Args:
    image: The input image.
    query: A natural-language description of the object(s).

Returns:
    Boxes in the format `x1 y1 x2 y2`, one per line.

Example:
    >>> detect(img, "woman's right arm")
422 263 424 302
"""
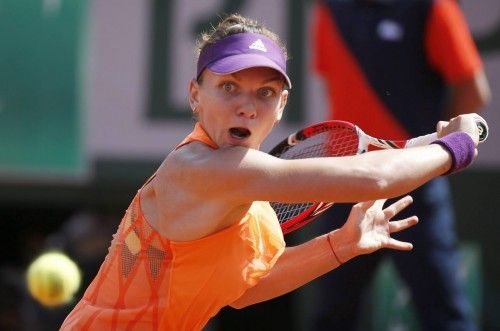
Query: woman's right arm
175 114 480 205
238 143 453 203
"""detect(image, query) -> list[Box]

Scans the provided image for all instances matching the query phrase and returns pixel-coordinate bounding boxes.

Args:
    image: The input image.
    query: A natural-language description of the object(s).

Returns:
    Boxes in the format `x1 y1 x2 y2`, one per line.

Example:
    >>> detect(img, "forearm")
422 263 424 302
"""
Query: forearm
230 234 339 308
346 144 451 200
280 144 452 203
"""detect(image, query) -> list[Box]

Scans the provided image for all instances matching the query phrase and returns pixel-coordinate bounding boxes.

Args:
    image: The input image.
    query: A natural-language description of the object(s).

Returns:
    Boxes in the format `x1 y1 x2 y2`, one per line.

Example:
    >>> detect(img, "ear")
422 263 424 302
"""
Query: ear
275 89 289 123
188 79 200 113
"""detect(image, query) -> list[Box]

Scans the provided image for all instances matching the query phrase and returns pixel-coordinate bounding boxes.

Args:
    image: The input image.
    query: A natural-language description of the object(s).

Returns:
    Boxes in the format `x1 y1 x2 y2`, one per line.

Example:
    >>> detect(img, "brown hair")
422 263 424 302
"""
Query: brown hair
195 14 288 61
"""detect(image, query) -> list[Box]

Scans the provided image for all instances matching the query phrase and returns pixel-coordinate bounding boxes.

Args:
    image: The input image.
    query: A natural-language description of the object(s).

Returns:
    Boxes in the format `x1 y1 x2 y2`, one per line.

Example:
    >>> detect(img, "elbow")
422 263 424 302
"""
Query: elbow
351 165 393 199
229 293 254 309
368 176 392 197
363 163 402 198
336 160 407 201
229 303 246 310
229 299 250 310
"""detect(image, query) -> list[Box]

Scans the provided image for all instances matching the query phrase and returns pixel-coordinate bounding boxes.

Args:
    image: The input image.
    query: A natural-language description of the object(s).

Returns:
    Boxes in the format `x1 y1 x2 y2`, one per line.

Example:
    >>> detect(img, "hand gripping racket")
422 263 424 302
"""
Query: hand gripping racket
269 118 488 234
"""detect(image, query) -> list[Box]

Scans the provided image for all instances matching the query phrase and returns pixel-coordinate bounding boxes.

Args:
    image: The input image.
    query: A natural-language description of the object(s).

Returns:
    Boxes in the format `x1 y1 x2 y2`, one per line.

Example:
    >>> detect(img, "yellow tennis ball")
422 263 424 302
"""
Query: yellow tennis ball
26 251 82 307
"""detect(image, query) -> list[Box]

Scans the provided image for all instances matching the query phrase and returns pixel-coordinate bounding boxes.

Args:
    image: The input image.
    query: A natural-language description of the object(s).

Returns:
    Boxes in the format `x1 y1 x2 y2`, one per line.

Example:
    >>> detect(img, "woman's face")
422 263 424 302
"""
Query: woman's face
189 67 289 149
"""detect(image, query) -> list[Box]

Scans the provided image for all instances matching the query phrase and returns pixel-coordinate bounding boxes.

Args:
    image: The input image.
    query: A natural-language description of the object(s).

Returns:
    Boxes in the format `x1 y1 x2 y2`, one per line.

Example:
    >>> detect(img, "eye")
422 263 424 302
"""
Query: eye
222 82 236 93
259 87 275 98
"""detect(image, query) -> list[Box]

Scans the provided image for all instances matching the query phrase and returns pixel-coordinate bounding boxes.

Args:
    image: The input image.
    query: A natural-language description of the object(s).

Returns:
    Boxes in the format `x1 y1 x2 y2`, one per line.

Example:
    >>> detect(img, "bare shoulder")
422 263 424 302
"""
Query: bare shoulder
157 143 281 198
156 141 226 188
146 143 255 240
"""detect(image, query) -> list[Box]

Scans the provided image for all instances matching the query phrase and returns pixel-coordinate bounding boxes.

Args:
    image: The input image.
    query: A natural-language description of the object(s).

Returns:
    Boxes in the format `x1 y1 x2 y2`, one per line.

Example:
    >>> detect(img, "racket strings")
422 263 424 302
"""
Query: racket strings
270 202 314 224
271 128 359 224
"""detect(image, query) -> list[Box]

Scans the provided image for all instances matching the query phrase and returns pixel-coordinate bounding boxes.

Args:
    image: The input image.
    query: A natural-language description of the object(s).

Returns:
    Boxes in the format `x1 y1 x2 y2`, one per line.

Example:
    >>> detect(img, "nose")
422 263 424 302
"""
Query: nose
237 96 257 119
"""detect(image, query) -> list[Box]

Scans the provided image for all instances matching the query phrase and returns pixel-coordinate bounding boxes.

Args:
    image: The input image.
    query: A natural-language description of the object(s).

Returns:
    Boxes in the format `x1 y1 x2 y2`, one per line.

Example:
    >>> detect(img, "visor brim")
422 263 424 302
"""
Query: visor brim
207 53 292 88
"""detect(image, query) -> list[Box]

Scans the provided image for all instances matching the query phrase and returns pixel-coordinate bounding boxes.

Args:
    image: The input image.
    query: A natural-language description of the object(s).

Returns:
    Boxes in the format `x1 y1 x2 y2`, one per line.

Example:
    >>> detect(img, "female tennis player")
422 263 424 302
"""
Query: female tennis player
61 14 481 330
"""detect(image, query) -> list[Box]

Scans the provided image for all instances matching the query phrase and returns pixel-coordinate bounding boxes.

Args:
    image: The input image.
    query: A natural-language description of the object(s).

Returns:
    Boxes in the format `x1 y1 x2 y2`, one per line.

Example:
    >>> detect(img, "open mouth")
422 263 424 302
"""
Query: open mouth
229 127 251 139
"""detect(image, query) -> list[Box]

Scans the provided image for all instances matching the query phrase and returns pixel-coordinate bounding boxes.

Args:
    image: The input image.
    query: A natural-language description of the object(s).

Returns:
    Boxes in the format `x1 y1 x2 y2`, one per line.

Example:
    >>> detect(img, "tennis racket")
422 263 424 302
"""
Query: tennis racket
269 118 488 234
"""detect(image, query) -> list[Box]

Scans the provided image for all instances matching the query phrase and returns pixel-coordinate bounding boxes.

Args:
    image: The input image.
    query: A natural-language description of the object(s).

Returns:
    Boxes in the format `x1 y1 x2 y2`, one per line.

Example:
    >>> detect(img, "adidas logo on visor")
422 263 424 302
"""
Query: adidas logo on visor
249 39 267 52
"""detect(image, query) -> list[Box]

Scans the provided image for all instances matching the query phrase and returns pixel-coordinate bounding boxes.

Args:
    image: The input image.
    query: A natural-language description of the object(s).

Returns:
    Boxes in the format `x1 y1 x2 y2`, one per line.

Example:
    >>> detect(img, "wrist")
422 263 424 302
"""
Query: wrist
327 230 354 264
431 132 475 175
326 233 343 265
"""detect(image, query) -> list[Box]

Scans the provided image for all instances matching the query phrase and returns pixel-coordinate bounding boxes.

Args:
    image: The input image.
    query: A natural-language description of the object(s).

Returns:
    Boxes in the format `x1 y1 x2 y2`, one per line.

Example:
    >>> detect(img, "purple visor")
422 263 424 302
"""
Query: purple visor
197 32 292 88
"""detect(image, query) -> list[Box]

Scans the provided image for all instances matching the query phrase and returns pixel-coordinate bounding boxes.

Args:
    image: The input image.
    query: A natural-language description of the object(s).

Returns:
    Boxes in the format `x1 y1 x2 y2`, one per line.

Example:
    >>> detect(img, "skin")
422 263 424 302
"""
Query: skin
139 66 481 308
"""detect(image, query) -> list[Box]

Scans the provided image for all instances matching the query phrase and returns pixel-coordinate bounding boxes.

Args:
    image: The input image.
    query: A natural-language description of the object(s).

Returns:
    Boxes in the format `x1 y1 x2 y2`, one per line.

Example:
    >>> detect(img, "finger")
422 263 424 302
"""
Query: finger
383 195 413 220
436 120 448 136
388 216 419 233
383 238 414 251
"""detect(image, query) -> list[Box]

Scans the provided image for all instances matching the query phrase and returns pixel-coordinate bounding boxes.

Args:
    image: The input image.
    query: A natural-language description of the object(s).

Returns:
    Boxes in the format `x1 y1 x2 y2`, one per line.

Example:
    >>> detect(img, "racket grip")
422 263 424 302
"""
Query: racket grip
404 118 489 148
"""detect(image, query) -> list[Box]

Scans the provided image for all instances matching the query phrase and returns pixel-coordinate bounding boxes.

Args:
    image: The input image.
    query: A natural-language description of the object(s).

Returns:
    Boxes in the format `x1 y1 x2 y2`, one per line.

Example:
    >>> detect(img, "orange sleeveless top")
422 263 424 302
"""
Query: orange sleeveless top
60 123 285 331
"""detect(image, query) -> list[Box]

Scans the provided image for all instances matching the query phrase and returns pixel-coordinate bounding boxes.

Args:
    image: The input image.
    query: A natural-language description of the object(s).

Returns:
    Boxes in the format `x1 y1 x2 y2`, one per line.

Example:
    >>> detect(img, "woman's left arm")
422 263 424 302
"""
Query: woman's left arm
230 196 418 308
